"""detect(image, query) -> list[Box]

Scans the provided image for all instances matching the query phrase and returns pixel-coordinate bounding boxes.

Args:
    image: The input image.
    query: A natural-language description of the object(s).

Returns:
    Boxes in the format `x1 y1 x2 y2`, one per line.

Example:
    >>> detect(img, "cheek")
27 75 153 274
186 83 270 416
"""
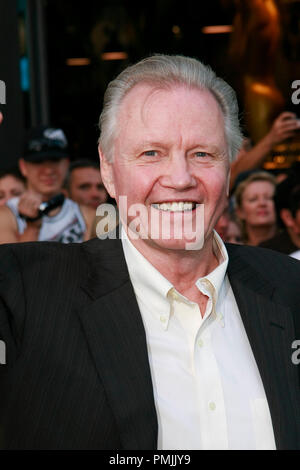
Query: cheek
269 200 275 210
243 203 254 217
113 165 155 200
207 172 229 202
33 169 41 180
238 202 252 219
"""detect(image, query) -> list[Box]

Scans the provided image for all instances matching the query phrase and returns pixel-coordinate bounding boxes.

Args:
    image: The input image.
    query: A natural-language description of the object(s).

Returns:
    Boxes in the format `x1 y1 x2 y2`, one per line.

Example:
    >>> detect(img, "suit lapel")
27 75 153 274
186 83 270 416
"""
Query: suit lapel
76 238 299 449
78 238 158 450
227 244 300 449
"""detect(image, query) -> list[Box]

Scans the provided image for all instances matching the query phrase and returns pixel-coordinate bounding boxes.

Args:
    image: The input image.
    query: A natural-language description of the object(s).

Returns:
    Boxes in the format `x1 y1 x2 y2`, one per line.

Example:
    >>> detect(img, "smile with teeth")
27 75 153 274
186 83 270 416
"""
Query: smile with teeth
151 202 197 212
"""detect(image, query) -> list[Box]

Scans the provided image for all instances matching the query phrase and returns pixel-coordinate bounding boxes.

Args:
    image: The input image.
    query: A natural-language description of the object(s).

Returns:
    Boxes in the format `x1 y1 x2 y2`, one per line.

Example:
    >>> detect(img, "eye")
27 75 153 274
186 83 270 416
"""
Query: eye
143 150 157 157
195 151 208 158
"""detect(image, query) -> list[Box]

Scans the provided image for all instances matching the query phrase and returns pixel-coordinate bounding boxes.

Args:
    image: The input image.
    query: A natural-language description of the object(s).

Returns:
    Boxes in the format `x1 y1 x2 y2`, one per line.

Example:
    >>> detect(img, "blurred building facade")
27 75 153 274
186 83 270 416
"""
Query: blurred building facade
1 0 300 169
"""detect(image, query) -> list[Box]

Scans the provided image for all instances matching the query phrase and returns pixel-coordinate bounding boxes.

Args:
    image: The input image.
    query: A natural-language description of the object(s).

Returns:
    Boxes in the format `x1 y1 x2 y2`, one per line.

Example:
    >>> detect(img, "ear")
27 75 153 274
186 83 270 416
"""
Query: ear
280 208 294 229
18 158 28 178
226 168 231 197
98 146 116 199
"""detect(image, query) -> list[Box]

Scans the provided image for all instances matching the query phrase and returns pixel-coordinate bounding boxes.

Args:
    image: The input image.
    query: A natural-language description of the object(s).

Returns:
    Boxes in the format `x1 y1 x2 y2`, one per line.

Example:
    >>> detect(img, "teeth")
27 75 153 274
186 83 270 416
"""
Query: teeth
152 202 195 212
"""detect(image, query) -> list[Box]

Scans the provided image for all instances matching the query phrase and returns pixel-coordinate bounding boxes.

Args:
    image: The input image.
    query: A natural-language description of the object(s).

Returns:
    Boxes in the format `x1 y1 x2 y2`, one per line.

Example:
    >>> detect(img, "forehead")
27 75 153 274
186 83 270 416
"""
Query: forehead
120 81 221 109
0 175 22 186
24 158 67 167
116 83 226 147
244 180 275 194
72 167 102 182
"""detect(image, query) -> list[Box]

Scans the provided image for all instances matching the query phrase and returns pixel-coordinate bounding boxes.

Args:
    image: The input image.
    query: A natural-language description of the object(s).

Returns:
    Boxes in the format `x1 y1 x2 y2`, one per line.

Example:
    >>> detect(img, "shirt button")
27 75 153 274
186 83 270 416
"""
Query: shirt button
209 402 216 411
198 339 204 348
217 314 225 328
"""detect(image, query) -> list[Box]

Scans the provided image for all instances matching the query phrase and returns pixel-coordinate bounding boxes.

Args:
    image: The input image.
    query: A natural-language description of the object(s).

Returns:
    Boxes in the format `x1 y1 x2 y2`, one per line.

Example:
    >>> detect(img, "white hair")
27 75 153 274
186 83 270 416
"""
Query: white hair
98 54 243 162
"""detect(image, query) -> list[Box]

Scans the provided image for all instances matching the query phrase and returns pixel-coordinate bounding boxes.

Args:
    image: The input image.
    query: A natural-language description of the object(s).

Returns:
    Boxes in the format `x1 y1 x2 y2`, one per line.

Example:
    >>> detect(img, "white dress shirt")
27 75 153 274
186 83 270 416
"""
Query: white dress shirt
122 229 276 450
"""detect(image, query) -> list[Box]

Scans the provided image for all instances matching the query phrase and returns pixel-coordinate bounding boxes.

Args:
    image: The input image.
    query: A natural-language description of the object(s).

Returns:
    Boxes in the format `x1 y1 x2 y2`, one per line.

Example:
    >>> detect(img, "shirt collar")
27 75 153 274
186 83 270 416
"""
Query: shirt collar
195 231 228 305
121 228 228 330
121 228 172 321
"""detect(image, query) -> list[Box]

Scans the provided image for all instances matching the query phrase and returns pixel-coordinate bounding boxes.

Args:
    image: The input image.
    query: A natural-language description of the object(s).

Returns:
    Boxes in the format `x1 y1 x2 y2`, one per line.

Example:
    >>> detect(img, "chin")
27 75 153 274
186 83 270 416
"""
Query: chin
90 201 101 209
144 234 205 252
41 188 59 198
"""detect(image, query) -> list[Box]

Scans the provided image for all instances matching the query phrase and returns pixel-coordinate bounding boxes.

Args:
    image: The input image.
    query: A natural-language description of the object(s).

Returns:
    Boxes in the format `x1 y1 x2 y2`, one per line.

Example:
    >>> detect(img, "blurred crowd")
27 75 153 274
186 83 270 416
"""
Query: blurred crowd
216 163 300 260
0 126 109 243
0 110 300 256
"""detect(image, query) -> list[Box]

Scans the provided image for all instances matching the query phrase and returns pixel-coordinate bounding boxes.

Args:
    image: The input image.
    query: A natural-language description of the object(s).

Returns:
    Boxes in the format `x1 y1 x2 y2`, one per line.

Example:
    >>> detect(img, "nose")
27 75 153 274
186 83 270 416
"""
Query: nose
90 186 101 199
41 161 56 174
159 154 197 190
258 196 269 206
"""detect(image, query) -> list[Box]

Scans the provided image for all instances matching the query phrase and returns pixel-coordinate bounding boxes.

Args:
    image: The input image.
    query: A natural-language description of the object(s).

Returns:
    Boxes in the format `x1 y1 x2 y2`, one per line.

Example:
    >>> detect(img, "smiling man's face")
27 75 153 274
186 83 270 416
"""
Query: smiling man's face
100 83 230 253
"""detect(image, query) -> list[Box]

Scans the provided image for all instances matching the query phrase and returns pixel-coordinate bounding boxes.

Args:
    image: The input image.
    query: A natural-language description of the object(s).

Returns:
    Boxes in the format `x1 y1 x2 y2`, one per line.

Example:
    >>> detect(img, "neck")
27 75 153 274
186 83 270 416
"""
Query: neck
26 184 60 203
127 230 219 296
246 224 276 246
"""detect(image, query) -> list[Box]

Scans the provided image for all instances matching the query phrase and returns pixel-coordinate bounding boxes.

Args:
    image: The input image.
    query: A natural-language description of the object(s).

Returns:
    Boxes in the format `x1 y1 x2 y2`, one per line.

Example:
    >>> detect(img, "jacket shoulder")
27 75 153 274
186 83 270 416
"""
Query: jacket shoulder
226 242 300 285
0 240 83 271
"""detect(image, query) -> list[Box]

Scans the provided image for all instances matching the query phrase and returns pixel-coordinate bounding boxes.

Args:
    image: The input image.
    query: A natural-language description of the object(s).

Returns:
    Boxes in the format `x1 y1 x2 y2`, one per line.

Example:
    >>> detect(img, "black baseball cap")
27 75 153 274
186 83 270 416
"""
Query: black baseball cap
23 126 69 162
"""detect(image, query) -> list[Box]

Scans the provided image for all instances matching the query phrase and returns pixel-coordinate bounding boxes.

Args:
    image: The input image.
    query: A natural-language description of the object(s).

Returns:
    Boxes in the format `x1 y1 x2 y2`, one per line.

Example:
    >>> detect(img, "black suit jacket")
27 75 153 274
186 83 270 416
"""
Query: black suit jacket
0 238 299 449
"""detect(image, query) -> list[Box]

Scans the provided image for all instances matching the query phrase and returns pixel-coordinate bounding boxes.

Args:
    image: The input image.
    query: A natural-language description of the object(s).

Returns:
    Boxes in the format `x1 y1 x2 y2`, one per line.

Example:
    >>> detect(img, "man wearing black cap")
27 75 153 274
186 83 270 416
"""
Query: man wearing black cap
0 126 94 243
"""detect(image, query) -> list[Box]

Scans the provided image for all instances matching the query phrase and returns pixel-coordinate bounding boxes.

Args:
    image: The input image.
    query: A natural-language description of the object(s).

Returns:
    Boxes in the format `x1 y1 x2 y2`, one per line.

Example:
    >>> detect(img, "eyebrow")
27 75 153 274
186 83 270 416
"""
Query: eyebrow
132 140 166 151
133 140 225 155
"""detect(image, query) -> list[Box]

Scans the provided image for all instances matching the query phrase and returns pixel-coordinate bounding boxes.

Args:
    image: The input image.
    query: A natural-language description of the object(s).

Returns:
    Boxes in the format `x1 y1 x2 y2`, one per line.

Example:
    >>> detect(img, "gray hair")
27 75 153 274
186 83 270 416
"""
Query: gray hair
98 54 243 162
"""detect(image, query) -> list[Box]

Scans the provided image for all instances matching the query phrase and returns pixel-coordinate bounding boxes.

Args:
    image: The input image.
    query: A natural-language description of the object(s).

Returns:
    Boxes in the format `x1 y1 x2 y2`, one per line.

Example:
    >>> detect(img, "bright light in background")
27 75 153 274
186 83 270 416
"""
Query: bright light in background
101 52 128 61
202 25 233 34
172 25 181 34
66 58 91 66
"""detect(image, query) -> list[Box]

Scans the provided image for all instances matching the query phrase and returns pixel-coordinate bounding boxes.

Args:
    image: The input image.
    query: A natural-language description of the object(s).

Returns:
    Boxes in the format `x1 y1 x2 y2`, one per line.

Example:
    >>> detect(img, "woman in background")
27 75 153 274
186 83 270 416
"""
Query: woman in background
0 169 26 206
234 171 277 246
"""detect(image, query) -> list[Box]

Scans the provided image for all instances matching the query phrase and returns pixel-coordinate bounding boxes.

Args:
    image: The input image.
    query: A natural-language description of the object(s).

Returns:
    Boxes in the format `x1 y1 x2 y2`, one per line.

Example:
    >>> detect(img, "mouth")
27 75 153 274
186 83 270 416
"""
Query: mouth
256 211 268 216
151 201 197 212
41 179 56 185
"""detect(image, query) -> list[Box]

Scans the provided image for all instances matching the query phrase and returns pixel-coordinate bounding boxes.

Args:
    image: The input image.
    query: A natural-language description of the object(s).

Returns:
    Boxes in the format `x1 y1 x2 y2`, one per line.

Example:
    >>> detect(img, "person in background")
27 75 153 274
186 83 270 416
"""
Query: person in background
65 159 108 210
215 207 242 244
226 214 243 244
234 171 277 245
0 126 94 243
214 206 230 240
230 111 300 192
0 169 26 206
260 174 300 255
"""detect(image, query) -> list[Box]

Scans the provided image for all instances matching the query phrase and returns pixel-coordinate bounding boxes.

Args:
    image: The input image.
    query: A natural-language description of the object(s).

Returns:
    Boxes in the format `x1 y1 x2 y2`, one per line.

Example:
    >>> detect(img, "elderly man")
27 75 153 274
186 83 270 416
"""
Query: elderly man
0 55 299 450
